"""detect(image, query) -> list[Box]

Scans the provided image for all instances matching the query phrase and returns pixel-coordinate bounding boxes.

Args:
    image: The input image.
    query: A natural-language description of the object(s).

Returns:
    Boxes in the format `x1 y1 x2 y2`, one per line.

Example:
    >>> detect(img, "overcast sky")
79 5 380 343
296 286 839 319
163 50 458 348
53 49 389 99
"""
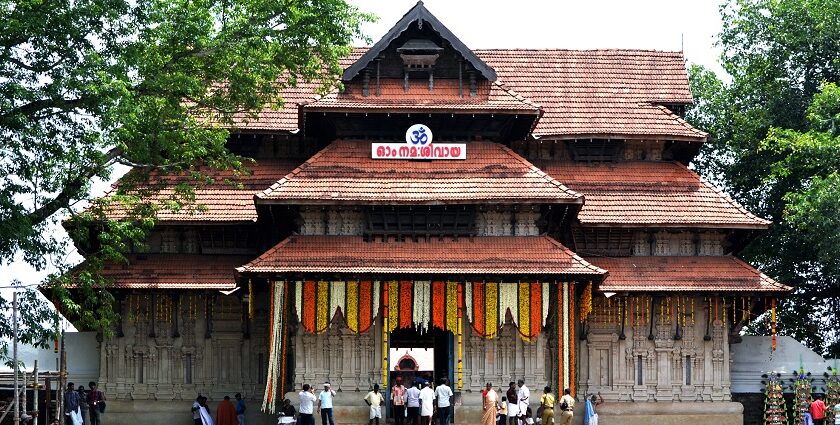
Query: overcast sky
1 0 727 306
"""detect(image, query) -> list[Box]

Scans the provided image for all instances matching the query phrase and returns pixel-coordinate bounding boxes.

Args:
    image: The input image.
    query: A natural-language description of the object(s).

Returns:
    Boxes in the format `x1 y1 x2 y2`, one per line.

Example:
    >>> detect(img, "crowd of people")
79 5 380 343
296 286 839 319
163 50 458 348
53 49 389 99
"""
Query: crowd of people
278 377 600 425
63 381 105 425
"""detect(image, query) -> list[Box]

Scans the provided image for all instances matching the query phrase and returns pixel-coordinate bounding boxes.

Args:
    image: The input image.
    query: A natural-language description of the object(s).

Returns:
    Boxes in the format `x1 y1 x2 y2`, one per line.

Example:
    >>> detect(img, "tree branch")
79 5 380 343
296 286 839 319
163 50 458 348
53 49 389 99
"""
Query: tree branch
0 97 89 120
24 145 123 226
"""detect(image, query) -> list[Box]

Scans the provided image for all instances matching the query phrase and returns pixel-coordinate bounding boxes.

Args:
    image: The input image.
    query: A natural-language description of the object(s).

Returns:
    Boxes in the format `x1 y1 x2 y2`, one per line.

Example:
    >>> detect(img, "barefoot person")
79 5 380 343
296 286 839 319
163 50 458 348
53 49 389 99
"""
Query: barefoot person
364 384 385 425
482 383 498 425
391 377 407 425
505 383 519 425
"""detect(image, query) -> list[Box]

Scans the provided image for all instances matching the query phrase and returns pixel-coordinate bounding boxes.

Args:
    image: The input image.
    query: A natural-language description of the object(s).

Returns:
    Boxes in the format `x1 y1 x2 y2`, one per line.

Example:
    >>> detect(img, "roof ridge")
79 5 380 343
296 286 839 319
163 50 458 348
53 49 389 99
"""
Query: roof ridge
473 48 686 54
674 162 772 227
496 143 583 201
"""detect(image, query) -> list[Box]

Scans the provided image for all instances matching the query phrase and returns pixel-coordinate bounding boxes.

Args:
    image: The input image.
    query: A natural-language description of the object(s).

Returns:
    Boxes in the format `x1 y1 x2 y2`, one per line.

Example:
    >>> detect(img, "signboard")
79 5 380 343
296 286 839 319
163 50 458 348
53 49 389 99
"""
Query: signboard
371 124 467 160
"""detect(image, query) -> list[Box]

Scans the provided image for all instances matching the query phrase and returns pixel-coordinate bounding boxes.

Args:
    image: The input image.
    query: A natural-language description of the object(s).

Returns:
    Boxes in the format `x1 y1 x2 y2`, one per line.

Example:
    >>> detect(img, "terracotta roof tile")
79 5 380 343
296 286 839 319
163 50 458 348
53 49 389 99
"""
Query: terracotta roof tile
95 254 252 290
304 79 540 114
237 235 606 276
590 256 791 293
102 159 301 223
235 48 706 140
535 161 770 228
475 49 704 140
257 140 582 204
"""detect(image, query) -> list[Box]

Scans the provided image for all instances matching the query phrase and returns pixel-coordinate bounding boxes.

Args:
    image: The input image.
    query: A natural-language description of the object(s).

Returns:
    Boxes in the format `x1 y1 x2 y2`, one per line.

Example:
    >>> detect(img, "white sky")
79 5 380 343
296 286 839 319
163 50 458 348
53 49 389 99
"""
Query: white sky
1 0 727 306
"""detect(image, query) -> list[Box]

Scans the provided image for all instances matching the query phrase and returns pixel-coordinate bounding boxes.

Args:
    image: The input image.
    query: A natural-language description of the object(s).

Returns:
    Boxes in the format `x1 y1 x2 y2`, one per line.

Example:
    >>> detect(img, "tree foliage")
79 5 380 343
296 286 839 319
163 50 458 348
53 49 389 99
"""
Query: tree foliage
687 0 840 354
0 0 371 362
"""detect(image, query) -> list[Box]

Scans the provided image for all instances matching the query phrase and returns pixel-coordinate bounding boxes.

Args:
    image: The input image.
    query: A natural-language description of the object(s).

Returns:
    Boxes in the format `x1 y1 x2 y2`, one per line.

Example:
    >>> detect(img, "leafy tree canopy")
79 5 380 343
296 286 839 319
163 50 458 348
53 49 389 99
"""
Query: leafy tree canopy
0 0 372 362
687 0 840 354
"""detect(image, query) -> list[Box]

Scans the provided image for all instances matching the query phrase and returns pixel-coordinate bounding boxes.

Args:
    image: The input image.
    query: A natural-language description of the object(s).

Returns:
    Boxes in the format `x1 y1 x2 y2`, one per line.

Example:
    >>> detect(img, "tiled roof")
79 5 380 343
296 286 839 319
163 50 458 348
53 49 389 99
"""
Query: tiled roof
535 161 770 228
475 49 705 140
257 140 582 204
233 48 706 140
304 79 540 114
94 254 252 290
589 256 791 293
237 235 606 276
102 159 301 223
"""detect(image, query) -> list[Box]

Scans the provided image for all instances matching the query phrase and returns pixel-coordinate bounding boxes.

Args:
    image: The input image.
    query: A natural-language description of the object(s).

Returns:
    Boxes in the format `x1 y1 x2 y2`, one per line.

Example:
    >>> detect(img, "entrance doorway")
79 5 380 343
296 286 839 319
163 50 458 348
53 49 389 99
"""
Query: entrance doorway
389 328 453 386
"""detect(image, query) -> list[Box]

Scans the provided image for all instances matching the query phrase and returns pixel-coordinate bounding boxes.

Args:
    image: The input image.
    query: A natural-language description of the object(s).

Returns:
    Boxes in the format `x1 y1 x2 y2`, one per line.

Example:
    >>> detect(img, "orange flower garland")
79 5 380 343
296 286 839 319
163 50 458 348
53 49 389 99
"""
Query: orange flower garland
569 282 576 396
432 281 446 330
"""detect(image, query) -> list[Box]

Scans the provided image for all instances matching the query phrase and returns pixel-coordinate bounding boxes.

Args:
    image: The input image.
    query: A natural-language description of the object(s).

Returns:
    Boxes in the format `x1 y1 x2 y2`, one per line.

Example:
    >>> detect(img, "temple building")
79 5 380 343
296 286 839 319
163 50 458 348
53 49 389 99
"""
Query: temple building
67 2 790 424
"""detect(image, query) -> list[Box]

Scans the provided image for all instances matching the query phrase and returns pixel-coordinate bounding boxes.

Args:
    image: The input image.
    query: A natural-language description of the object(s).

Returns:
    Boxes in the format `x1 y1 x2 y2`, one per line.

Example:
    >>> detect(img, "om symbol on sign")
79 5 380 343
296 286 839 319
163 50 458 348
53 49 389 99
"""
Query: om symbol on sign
405 124 433 146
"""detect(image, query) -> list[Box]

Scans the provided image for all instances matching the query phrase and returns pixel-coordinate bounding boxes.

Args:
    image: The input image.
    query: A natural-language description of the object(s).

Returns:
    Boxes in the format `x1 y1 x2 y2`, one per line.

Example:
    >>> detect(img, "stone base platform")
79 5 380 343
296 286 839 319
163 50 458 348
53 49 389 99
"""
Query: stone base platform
99 398 743 425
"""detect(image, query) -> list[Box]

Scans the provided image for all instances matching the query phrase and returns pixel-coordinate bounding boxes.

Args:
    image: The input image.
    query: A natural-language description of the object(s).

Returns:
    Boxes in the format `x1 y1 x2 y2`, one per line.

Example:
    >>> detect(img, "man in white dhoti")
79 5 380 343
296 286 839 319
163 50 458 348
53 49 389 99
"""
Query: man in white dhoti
516 380 530 425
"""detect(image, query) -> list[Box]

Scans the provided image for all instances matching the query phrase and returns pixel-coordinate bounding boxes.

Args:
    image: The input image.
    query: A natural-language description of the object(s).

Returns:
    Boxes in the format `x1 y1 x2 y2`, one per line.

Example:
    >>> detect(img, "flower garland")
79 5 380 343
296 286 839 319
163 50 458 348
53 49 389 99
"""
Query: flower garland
279 281 289 402
387 281 399 332
562 281 571 393
330 281 346 321
465 282 473 325
445 281 459 332
293 280 381 334
485 281 499 339
542 283 550 327
499 283 518 326
568 282 576 396
414 281 432 333
432 281 446 330
580 281 592 322
262 281 285 413
382 281 389 389
456 282 463 391
248 279 255 320
357 280 374 333
771 297 777 352
399 280 413 329
346 280 359 333
557 281 563 394
294 281 303 322
517 283 530 341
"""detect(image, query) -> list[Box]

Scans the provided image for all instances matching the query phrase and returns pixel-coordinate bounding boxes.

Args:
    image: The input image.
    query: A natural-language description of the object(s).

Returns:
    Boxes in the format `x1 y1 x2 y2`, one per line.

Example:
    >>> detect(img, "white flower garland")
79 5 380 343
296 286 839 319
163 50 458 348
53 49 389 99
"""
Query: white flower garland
372 281 381 319
294 280 303 321
413 280 431 333
465 282 473 323
499 282 518 326
330 281 346 321
542 282 550 327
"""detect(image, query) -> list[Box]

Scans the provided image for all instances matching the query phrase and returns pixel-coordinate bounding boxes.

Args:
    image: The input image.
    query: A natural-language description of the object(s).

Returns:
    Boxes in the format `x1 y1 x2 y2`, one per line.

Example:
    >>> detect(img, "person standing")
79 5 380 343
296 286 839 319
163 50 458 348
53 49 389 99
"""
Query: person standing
364 384 385 425
497 396 507 425
216 395 238 425
435 378 453 425
234 393 246 425
482 383 498 425
86 382 105 425
539 386 555 425
833 398 840 425
505 382 519 425
198 396 215 425
299 384 317 425
192 395 204 425
812 394 828 425
419 382 435 425
558 388 575 425
516 380 530 425
64 382 82 425
391 376 407 425
317 382 336 425
405 381 421 425
77 385 88 425
584 393 603 425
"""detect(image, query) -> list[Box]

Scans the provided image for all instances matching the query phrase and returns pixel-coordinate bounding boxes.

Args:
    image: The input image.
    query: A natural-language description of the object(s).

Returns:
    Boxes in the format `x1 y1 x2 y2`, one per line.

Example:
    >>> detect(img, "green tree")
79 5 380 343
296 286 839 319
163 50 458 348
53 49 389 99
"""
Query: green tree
0 0 371 362
687 0 840 354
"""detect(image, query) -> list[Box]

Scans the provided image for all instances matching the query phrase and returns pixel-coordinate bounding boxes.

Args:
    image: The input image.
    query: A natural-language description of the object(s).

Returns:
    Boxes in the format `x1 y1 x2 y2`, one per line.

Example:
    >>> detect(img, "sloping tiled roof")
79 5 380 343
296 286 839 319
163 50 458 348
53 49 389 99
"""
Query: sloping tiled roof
95 254 252 289
304 79 540 114
237 235 606 276
232 48 705 140
474 49 705 140
102 159 301 223
589 256 791 293
535 161 770 228
257 140 582 204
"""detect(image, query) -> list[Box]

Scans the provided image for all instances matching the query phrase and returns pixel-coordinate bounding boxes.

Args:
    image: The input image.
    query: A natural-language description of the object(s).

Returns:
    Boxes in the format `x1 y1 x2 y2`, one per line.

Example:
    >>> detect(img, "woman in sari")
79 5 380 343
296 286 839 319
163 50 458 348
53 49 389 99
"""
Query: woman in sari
482 383 498 425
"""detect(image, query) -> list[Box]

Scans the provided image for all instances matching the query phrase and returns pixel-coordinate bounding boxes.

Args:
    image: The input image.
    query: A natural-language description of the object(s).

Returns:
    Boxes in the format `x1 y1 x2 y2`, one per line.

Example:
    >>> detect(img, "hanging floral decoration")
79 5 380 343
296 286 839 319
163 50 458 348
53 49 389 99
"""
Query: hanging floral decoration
556 281 575 395
465 281 551 341
262 281 287 413
294 280 380 334
580 281 592 322
248 279 255 320
382 281 390 389
414 280 432 333
568 281 576 397
456 283 464 391
771 297 777 352
431 281 461 333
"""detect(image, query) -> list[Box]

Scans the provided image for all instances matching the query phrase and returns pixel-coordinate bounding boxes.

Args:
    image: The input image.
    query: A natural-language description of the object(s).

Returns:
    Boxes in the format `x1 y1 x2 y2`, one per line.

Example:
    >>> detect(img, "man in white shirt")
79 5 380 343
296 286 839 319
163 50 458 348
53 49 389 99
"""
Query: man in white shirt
318 381 337 425
434 378 454 425
298 384 317 425
517 379 530 425
405 382 422 425
364 384 385 425
419 382 435 425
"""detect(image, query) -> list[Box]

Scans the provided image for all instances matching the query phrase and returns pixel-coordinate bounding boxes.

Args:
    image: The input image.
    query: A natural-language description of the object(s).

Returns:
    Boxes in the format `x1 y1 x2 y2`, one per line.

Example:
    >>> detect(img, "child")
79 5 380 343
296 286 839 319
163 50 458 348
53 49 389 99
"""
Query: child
497 396 508 425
